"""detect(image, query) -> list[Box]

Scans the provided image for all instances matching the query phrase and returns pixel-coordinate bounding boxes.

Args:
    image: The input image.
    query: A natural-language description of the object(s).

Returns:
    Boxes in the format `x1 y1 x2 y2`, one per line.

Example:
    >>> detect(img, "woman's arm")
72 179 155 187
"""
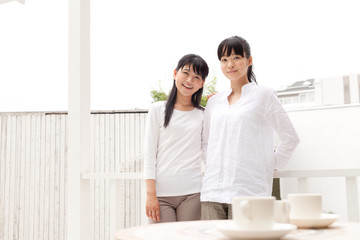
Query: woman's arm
145 179 160 222
143 103 161 222
266 91 300 169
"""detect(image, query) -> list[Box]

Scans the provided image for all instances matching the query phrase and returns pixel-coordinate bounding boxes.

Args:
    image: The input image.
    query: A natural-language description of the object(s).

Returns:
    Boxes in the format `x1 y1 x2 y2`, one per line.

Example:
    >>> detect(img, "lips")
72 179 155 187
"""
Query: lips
227 70 238 74
182 83 193 89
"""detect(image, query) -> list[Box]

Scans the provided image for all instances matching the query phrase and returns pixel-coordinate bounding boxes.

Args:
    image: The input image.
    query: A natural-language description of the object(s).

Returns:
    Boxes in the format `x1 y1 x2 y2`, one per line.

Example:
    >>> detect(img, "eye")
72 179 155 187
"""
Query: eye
234 56 240 60
195 76 200 79
183 71 189 75
221 58 227 62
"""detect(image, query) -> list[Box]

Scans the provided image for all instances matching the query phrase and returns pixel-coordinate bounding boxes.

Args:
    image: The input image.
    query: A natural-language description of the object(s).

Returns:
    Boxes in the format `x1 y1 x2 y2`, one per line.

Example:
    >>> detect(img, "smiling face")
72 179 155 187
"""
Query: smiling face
220 49 252 83
173 64 204 98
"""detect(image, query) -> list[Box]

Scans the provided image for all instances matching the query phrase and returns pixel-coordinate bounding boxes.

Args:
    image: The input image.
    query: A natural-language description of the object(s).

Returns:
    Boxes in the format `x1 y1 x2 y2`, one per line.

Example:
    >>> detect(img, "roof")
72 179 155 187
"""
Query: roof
277 79 315 93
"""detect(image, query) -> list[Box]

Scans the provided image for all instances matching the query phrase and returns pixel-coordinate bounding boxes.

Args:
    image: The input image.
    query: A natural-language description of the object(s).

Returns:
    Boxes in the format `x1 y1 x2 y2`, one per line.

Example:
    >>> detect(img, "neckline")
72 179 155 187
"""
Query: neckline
226 82 255 106
173 107 196 112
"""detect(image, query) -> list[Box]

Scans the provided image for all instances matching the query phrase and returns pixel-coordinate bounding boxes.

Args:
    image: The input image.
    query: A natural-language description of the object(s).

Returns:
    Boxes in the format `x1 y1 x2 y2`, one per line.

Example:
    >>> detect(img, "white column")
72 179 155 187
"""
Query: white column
346 177 359 222
68 0 90 239
297 177 308 193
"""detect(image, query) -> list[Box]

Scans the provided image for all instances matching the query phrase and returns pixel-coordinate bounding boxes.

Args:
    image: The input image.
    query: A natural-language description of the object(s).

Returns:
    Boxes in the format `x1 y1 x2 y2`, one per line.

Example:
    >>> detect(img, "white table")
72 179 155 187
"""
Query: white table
115 220 360 240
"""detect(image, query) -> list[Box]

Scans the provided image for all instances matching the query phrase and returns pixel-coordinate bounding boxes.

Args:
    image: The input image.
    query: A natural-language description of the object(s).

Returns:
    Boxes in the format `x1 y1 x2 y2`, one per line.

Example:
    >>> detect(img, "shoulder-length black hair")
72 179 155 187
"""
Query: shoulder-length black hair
217 36 257 83
164 54 209 128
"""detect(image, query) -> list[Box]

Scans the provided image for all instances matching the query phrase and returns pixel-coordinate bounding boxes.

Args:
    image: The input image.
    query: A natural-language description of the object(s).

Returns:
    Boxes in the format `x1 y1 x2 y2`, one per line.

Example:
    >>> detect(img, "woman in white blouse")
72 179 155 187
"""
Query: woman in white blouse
144 54 209 223
201 36 300 220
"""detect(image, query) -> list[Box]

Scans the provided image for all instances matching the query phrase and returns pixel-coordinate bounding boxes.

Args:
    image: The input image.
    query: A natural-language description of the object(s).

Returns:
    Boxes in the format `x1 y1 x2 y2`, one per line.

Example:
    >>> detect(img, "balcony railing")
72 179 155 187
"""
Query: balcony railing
274 169 360 222
81 168 360 234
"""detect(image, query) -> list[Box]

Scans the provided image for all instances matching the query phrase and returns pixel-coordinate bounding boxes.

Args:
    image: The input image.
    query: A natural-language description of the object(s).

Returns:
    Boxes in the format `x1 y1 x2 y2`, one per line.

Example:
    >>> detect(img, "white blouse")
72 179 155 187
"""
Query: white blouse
201 82 300 204
144 101 204 197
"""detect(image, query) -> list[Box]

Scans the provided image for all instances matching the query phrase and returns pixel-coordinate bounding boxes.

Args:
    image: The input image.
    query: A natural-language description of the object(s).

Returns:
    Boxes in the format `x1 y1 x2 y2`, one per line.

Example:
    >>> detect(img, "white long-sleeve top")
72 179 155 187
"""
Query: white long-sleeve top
144 101 203 197
201 82 299 203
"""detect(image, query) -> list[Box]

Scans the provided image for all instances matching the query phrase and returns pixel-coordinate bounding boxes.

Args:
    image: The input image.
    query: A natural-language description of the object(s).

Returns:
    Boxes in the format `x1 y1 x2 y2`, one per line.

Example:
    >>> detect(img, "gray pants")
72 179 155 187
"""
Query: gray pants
149 193 201 224
201 201 233 220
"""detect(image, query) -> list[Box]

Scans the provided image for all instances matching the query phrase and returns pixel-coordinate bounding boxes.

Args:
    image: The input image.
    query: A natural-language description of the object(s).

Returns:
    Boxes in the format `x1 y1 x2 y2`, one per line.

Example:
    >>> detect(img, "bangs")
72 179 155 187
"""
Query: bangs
217 37 245 60
179 58 209 80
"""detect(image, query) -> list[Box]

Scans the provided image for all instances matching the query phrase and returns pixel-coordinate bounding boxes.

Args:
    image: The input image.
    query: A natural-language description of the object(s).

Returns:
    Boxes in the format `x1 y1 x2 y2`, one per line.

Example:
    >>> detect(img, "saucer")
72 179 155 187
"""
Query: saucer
289 213 338 228
216 222 297 239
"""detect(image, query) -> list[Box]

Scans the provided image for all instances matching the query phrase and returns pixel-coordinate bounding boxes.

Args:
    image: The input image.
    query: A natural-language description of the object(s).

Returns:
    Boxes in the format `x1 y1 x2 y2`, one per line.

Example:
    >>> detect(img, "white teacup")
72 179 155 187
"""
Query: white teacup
274 200 290 223
288 193 322 219
232 196 275 230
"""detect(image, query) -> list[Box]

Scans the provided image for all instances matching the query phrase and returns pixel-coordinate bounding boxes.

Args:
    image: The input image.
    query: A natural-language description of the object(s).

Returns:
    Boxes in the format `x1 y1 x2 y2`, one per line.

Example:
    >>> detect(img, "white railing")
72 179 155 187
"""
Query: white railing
274 169 360 222
80 168 360 236
2 110 359 240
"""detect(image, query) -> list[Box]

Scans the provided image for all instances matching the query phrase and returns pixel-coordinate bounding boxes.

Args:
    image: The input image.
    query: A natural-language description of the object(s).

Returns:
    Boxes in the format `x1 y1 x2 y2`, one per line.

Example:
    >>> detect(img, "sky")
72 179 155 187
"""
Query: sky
1 0 360 112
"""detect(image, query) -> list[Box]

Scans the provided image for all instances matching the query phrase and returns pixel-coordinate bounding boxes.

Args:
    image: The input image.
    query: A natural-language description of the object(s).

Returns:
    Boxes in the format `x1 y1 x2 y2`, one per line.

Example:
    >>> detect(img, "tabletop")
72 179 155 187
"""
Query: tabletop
115 220 360 240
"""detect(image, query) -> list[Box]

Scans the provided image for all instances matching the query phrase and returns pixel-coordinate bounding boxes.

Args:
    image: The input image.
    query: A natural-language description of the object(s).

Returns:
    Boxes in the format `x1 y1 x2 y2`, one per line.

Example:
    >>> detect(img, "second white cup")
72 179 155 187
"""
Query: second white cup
288 193 322 219
232 196 275 230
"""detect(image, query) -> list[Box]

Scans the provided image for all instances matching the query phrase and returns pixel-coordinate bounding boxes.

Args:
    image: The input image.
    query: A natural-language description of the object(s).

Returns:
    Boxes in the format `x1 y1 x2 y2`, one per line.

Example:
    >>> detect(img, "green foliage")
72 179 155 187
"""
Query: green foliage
150 74 217 107
201 75 217 107
150 90 168 102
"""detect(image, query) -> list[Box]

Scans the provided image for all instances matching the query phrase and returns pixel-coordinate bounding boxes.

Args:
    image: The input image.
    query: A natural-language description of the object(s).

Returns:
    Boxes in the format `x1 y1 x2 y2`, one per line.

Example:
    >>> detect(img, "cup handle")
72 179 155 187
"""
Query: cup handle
281 200 290 222
239 200 251 222
283 200 290 213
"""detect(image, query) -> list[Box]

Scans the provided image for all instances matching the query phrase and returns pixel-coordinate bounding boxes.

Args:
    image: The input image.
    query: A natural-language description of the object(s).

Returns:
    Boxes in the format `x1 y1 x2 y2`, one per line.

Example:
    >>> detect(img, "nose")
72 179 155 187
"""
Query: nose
185 76 194 84
228 60 234 68
186 76 194 83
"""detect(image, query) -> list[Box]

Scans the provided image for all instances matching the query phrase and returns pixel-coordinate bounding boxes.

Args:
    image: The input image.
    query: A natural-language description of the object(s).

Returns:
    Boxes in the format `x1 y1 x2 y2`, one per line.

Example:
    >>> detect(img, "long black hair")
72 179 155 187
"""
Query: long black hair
164 54 209 128
217 36 257 83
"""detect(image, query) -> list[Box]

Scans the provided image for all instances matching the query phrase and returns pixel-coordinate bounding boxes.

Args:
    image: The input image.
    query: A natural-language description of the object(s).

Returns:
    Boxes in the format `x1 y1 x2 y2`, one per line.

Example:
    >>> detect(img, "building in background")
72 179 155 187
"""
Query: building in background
274 73 360 222
277 73 360 108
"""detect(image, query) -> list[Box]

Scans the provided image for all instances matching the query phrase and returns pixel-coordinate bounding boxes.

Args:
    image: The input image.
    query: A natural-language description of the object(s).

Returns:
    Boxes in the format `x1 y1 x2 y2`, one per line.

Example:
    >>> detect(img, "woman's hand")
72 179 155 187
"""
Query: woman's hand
207 92 217 99
146 193 160 222
145 179 160 222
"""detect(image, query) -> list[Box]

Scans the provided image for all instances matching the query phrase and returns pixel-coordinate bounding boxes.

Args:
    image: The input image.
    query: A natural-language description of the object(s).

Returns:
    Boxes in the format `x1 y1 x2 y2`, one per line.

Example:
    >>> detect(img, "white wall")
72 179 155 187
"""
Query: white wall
319 76 345 106
349 74 360 104
279 104 360 220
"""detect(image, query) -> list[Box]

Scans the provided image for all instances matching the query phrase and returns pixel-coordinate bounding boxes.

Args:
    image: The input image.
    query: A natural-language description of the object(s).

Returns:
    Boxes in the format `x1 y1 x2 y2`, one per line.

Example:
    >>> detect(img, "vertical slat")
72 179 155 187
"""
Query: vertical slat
48 116 56 240
134 114 139 225
8 116 16 240
109 180 116 239
44 115 51 239
3 116 9 240
23 115 31 240
18 116 27 240
99 114 105 239
12 117 20 240
114 114 121 231
0 116 5 240
33 115 41 240
28 115 36 240
140 113 147 225
8 116 15 240
119 114 126 228
89 115 95 240
346 176 360 221
54 115 61 240
39 115 46 240
124 114 130 228
63 115 68 240
114 114 120 172
108 114 115 239
104 114 110 240
58 115 64 240
93 114 100 240
130 114 136 227
109 114 116 238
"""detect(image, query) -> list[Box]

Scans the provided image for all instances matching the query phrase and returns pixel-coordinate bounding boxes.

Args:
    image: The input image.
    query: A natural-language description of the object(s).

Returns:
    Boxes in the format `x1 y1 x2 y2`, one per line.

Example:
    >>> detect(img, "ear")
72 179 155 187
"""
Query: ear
200 80 205 88
173 69 178 79
248 56 253 66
